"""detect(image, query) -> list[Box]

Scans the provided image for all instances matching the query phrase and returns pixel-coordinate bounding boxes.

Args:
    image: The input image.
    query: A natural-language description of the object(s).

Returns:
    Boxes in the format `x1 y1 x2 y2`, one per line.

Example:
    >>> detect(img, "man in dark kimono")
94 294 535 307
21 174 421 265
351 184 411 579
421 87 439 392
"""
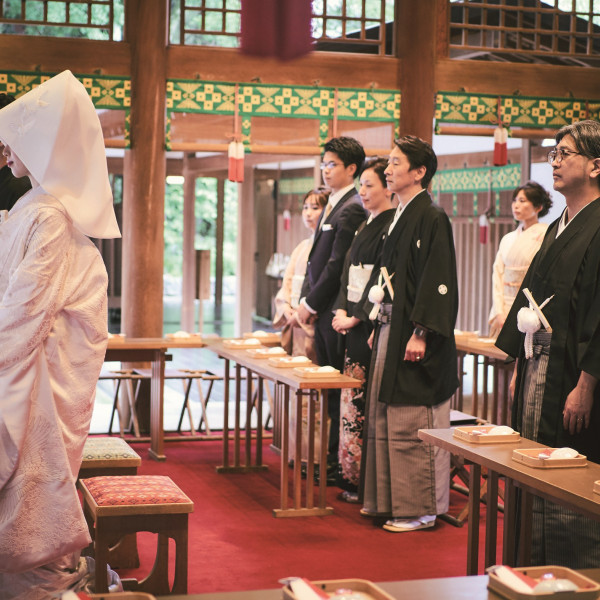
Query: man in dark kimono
358 136 458 532
496 119 600 567
296 136 366 479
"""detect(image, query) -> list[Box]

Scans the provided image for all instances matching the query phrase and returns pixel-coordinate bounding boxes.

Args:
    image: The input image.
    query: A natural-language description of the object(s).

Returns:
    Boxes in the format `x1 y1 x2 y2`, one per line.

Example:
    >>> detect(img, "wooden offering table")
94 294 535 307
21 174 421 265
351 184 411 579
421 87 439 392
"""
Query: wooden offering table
206 339 361 517
158 570 600 600
418 428 600 576
105 336 205 461
454 332 512 425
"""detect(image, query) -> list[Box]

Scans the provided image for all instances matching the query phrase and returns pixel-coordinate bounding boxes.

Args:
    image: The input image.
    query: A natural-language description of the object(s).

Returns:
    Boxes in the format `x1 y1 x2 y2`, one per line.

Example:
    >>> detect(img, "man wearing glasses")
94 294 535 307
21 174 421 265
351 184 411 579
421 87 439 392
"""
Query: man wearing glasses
497 120 600 567
296 136 367 483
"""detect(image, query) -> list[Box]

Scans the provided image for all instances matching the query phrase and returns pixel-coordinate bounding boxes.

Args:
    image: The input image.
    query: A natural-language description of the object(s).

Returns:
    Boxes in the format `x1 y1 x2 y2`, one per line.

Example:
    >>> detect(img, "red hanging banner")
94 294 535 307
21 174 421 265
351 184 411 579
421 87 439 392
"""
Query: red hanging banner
241 0 312 61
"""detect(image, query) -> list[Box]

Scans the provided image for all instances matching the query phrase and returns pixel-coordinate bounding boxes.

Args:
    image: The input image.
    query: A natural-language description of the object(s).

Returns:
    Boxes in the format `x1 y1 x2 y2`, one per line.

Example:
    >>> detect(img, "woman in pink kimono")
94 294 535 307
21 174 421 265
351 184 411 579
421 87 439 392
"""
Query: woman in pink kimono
489 181 552 337
0 71 120 598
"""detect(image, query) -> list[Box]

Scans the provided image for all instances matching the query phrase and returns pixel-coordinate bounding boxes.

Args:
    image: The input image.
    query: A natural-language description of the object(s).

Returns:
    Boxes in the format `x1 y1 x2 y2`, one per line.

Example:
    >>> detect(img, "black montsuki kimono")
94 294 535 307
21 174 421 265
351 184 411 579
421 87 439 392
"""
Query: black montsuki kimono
496 198 600 463
357 190 459 407
333 209 395 490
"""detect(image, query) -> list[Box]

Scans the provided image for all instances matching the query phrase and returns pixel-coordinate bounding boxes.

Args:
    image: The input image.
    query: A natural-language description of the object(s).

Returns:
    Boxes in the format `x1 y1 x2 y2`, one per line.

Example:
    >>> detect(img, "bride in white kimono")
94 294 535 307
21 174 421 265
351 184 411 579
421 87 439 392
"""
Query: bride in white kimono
0 71 120 598
488 181 552 338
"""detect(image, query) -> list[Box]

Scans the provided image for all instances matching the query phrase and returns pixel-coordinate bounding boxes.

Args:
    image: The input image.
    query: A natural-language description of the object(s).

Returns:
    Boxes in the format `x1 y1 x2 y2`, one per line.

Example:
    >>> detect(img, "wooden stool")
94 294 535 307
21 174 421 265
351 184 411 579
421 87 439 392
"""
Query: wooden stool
78 437 142 568
80 475 194 595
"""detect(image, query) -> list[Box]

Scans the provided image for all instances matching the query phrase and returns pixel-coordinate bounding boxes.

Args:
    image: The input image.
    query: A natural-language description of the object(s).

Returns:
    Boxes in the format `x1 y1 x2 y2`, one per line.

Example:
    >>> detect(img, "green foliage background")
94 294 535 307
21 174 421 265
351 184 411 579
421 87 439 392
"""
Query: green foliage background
164 178 238 280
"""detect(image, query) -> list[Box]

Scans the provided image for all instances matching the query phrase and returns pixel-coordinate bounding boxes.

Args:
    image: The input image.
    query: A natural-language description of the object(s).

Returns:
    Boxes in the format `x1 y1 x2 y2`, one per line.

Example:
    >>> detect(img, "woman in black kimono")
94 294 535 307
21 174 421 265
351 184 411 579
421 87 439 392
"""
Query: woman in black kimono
332 157 395 501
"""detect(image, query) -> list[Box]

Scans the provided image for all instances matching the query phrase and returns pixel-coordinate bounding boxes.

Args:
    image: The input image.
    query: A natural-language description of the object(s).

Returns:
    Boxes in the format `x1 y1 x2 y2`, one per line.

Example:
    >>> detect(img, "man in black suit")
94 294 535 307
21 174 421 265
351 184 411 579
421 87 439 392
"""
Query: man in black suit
0 93 31 213
296 136 367 480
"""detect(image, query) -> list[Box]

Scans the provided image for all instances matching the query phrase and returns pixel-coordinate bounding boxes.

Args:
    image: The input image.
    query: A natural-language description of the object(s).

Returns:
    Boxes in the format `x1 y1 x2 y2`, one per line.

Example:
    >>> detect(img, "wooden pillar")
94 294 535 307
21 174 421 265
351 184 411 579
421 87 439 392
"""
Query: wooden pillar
181 153 196 332
121 0 167 337
235 167 256 336
397 0 439 142
215 177 225 308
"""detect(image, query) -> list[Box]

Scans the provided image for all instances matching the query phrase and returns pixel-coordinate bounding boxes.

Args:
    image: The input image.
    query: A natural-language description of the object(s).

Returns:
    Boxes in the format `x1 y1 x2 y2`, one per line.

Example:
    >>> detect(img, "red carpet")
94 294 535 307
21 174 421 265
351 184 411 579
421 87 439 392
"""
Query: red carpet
115 438 503 594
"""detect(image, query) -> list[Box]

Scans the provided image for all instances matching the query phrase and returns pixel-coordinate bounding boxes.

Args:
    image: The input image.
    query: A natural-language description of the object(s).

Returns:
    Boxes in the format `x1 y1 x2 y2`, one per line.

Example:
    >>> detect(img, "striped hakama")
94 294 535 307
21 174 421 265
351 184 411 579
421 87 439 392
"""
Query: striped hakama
363 318 450 517
519 330 600 568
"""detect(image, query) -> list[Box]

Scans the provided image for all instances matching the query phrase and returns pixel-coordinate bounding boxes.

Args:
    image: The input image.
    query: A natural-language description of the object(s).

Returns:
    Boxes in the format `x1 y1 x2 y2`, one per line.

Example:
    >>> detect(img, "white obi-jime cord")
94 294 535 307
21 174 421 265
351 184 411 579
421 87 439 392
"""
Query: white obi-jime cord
368 266 394 320
516 288 553 359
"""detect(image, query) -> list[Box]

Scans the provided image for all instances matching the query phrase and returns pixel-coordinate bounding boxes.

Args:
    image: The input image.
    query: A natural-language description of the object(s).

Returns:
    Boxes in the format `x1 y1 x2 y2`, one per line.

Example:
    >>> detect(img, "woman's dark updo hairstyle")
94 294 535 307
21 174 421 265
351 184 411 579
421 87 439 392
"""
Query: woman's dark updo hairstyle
360 157 388 189
513 180 553 218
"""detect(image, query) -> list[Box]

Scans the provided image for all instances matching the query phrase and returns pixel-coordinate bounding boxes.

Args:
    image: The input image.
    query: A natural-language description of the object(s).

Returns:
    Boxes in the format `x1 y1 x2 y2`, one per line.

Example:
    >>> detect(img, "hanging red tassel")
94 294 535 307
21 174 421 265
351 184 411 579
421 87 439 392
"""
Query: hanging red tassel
479 214 489 244
228 141 245 183
235 141 245 183
493 126 508 166
228 140 238 183
283 209 291 231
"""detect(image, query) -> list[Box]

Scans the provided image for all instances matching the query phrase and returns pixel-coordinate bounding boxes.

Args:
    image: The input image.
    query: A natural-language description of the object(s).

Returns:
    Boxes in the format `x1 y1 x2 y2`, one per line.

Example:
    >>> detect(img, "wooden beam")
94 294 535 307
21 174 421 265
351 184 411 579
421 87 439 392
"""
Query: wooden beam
0 35 130 75
435 58 600 99
167 46 400 89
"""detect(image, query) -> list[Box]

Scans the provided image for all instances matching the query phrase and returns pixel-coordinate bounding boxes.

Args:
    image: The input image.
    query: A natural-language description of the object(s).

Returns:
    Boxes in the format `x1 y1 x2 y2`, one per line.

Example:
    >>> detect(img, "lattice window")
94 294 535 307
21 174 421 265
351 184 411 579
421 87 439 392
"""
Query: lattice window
170 0 396 56
311 0 396 55
0 0 123 40
449 1 600 66
170 0 241 47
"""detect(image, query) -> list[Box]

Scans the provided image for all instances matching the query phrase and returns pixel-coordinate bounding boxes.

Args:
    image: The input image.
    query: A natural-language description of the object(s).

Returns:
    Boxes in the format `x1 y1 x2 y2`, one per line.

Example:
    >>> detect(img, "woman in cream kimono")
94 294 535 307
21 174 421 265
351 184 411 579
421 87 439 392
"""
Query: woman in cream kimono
0 71 120 598
273 188 328 361
489 181 552 338
273 188 327 465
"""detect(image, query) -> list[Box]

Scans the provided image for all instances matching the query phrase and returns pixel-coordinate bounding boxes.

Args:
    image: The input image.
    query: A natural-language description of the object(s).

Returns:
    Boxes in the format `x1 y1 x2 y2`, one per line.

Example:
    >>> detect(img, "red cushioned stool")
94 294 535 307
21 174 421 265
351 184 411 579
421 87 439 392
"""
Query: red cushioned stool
79 475 194 596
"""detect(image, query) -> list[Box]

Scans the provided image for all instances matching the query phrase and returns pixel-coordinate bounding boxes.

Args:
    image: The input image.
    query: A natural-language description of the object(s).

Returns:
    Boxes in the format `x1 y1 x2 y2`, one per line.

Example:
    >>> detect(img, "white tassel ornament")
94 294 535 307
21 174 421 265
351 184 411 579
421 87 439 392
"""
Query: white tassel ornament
368 284 385 320
517 307 540 359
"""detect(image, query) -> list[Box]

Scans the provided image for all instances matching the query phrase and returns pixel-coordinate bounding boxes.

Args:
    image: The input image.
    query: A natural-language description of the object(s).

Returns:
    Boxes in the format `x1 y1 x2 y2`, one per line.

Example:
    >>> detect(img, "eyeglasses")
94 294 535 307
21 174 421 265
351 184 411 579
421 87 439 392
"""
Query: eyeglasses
547 148 582 165
320 161 342 170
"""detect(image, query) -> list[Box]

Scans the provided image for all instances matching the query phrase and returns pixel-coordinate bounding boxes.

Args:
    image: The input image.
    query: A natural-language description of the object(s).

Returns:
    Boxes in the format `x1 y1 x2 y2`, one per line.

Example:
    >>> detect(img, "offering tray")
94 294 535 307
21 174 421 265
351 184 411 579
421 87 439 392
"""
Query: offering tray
247 347 287 359
283 578 394 600
268 356 312 368
487 565 600 600
243 331 281 344
165 331 202 340
453 425 521 444
512 448 587 468
293 366 340 379
222 338 264 349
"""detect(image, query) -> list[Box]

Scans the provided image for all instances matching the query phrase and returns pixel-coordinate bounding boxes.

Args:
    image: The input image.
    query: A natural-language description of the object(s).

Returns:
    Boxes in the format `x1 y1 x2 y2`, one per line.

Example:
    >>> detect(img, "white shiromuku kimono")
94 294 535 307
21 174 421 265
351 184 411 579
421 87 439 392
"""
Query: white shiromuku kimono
0 70 120 598
489 222 547 324
0 189 109 574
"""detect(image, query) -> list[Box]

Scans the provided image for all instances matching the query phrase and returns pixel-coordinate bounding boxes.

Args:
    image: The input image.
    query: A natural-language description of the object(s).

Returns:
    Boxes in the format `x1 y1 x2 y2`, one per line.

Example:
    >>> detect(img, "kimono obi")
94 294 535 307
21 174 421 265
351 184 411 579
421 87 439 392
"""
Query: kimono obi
503 264 529 289
290 274 304 308
347 263 374 303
